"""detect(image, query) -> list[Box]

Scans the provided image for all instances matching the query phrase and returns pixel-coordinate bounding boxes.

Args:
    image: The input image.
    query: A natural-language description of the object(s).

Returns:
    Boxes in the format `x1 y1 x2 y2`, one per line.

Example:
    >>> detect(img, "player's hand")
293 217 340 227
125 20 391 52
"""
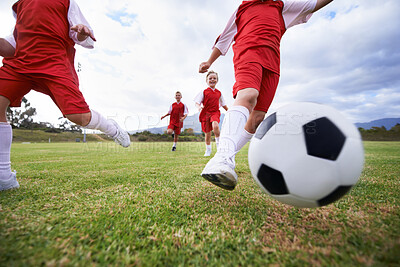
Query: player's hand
71 24 97 42
199 61 211 73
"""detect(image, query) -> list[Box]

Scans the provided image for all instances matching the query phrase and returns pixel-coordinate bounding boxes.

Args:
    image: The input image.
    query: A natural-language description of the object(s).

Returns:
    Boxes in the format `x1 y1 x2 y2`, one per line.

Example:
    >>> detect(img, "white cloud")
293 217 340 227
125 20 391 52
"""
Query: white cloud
1 0 399 130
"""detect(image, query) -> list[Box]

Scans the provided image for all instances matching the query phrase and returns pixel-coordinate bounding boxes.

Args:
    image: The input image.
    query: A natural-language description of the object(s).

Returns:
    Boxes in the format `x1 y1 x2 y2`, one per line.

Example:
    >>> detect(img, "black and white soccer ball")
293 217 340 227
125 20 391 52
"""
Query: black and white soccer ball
248 102 364 208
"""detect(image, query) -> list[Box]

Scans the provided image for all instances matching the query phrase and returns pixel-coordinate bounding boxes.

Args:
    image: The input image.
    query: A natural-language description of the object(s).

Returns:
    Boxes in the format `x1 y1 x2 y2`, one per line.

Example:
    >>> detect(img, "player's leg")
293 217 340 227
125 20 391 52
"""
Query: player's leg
237 69 279 151
0 96 19 191
201 63 263 190
44 79 130 148
204 131 212 156
201 120 212 156
80 110 130 148
171 127 180 151
0 71 31 191
211 121 220 148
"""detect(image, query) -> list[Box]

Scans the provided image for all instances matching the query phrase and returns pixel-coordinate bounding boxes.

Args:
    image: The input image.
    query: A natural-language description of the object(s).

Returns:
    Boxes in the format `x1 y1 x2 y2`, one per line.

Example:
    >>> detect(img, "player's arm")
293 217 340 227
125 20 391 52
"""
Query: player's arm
195 102 203 113
199 8 238 73
313 0 333 12
180 104 189 122
161 113 170 120
70 24 96 42
199 48 222 73
220 95 228 111
0 38 15 58
68 0 96 48
180 114 188 122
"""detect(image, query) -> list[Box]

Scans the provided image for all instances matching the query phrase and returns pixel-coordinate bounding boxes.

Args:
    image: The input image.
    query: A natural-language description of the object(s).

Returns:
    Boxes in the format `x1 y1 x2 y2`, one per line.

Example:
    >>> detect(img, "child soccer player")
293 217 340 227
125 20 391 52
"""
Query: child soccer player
199 0 334 190
0 0 130 192
161 91 189 151
194 71 228 157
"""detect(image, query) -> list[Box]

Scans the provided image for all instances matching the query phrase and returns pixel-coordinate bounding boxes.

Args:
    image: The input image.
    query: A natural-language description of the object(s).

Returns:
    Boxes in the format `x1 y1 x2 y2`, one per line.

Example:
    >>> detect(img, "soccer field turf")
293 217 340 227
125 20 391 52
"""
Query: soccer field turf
1 141 399 266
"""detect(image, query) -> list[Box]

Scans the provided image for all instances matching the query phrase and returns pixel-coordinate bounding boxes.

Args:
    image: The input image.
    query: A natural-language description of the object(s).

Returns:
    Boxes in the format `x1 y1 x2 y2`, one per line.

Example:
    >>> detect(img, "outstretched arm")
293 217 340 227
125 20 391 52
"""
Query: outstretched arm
161 113 170 120
313 0 333 12
199 47 222 73
0 38 15 58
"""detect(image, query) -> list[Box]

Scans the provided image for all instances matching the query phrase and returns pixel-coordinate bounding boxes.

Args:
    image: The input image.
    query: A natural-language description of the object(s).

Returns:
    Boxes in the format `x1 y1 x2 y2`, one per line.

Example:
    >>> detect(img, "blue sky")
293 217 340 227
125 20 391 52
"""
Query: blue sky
0 0 399 131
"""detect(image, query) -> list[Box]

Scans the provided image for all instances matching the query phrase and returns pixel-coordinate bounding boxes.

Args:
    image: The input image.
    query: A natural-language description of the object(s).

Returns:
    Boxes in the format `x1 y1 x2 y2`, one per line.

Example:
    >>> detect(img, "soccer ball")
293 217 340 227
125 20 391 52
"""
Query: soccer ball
248 102 364 208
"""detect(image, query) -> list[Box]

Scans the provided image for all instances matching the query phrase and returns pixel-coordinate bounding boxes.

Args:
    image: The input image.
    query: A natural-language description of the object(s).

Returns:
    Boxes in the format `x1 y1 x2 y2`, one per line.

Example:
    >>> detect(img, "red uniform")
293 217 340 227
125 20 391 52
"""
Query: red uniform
0 0 90 115
167 102 188 135
214 0 316 112
197 87 224 133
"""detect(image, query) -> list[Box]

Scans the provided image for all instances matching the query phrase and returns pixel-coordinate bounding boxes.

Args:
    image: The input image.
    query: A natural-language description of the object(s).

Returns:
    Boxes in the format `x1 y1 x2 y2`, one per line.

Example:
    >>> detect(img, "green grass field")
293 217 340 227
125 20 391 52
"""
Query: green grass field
1 141 399 266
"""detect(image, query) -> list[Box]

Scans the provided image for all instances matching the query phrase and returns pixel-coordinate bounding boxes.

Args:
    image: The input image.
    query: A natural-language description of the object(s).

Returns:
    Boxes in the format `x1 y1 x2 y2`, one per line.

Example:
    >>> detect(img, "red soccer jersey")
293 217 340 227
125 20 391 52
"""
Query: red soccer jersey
214 0 316 75
4 0 78 84
169 102 188 127
233 1 286 75
199 87 222 122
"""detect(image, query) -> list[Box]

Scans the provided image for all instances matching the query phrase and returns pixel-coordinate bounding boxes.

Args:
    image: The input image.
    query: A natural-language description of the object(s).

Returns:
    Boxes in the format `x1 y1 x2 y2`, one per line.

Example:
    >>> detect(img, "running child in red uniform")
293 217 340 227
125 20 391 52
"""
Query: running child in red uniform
161 91 189 151
0 0 130 192
199 0 334 190
194 71 228 157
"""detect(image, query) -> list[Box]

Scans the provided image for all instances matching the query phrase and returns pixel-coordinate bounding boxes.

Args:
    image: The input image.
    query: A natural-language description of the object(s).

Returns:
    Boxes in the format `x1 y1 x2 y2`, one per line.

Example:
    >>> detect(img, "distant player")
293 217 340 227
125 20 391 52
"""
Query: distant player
199 0 335 190
161 91 189 151
194 71 228 156
0 0 130 192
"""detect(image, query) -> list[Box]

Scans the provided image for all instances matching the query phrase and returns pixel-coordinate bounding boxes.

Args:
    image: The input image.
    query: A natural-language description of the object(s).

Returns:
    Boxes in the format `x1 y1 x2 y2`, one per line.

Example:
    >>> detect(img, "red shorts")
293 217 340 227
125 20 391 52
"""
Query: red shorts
233 62 280 112
0 65 90 115
168 124 182 135
201 112 220 133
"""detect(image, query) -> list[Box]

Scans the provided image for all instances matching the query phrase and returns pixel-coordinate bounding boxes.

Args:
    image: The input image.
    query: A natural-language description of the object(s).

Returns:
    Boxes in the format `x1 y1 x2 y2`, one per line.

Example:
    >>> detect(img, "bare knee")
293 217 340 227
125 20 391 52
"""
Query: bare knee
65 112 91 127
167 129 173 135
212 122 220 136
234 88 259 111
0 96 10 122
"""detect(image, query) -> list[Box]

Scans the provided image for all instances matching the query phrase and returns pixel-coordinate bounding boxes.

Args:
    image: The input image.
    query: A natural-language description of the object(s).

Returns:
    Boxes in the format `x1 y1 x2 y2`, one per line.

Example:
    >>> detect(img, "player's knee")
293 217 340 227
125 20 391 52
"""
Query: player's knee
66 113 91 126
212 123 220 133
0 96 10 122
236 89 259 109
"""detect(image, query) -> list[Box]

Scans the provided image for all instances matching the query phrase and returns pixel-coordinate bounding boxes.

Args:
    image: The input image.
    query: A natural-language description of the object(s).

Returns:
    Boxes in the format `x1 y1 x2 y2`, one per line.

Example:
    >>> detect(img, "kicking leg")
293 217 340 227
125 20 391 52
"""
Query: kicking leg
67 110 130 148
201 88 257 190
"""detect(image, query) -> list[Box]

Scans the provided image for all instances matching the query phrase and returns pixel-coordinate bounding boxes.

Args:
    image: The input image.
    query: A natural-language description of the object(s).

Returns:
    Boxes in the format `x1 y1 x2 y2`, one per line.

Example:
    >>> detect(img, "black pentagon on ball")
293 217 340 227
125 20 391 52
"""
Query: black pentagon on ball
303 117 346 161
255 112 277 140
257 164 289 195
317 185 353 206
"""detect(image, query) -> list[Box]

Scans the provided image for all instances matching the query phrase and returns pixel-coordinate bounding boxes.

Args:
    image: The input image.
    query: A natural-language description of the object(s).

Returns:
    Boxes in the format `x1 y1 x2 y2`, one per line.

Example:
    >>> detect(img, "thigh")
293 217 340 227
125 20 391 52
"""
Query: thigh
201 120 212 133
37 77 90 116
233 62 263 98
0 67 32 107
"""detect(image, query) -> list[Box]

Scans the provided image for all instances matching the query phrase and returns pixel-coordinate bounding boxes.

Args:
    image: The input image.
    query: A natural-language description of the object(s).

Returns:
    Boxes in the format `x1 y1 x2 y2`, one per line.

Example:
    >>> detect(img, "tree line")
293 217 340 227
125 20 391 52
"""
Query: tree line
7 98 400 141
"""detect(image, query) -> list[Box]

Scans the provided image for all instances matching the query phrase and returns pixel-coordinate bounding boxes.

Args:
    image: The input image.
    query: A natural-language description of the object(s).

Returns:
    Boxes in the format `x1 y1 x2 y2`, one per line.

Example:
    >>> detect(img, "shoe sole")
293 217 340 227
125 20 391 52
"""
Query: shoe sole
202 173 236 191
0 182 19 192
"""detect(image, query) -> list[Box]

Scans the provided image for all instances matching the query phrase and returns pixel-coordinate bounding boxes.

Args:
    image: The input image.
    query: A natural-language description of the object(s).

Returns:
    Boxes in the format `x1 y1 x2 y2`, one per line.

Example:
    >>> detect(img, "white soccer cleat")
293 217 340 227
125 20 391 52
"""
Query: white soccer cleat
109 119 131 148
204 149 212 157
0 172 19 192
201 153 237 190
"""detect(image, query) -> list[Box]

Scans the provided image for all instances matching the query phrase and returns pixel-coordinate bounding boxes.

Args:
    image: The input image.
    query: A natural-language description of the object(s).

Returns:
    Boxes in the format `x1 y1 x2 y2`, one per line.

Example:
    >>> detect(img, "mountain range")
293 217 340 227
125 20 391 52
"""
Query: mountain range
136 114 400 134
